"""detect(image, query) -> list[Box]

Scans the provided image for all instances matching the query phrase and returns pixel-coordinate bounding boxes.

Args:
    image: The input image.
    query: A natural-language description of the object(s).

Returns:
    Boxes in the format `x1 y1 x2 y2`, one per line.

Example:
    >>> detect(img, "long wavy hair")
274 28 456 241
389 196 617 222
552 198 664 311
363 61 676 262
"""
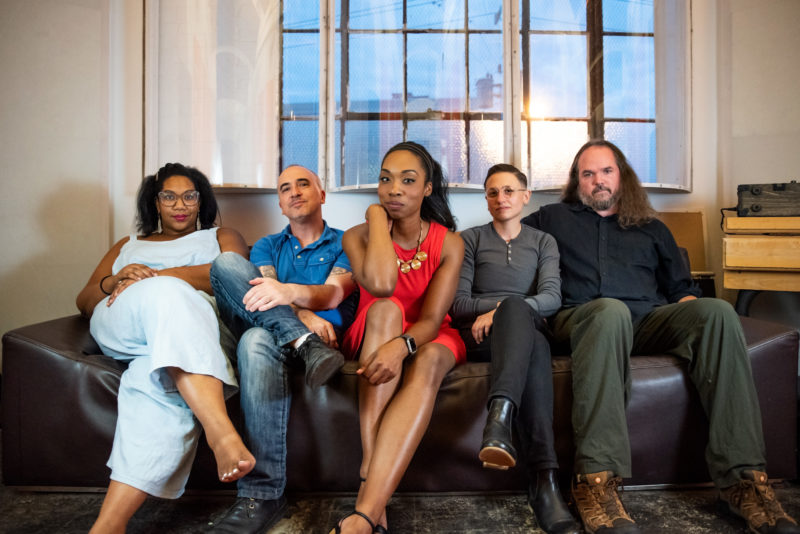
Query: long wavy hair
382 141 457 231
562 139 656 228
136 162 219 236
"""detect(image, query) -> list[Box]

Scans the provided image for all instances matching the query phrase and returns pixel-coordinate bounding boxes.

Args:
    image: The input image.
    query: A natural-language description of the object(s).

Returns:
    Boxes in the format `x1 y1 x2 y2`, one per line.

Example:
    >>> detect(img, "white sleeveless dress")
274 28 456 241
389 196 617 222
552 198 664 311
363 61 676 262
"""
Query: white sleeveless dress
89 228 237 499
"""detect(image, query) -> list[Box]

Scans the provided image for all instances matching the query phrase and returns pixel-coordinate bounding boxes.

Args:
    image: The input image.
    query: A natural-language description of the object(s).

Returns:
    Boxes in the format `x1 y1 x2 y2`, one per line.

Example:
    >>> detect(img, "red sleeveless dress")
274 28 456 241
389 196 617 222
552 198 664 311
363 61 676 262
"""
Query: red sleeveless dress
342 221 466 364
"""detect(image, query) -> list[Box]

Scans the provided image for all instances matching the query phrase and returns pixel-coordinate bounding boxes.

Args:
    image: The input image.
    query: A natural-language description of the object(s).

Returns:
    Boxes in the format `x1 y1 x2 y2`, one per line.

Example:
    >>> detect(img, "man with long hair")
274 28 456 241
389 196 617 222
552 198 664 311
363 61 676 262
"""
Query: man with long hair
522 140 799 534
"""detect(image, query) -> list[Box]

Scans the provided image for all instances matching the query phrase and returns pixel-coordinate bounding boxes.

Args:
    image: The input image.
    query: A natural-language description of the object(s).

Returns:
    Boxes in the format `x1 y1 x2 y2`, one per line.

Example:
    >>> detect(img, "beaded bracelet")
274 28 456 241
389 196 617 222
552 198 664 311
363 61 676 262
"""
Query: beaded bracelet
99 275 113 295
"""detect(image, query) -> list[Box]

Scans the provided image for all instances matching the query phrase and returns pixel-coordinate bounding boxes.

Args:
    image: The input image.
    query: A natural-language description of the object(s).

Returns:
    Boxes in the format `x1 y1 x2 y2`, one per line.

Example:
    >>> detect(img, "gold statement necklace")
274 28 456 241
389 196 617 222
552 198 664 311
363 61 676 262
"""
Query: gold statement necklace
395 219 428 274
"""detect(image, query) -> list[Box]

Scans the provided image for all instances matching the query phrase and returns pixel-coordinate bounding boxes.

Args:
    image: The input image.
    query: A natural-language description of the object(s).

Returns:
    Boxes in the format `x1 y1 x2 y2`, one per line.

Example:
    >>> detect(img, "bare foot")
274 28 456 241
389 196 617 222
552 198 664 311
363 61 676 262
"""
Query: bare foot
209 432 256 482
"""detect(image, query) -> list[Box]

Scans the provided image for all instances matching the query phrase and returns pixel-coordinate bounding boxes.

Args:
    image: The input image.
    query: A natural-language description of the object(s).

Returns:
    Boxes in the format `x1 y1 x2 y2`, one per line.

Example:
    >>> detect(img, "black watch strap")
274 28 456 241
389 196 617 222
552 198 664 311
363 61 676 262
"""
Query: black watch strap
398 333 417 356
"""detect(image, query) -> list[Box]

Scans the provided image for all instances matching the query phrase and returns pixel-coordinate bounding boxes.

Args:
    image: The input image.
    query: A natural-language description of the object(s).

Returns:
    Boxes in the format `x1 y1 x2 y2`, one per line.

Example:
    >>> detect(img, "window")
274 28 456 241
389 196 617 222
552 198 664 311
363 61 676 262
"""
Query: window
519 0 660 188
147 0 690 192
145 0 281 187
330 0 505 188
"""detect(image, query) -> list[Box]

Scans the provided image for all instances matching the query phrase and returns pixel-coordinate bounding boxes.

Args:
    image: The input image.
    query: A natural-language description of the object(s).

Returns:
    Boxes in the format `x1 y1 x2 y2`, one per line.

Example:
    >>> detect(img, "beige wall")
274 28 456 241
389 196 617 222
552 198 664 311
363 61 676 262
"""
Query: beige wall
0 0 142 345
2 0 799 356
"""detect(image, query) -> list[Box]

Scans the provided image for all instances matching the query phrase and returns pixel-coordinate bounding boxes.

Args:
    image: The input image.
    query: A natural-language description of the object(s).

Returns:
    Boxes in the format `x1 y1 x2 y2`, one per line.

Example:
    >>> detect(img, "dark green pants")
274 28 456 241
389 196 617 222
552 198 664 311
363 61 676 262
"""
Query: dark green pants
551 297 766 488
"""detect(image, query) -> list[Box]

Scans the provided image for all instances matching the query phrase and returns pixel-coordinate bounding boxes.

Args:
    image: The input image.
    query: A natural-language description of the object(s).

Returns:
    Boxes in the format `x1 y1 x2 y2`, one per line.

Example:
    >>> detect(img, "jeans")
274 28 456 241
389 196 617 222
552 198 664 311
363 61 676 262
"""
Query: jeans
210 252 309 345
235 327 300 499
551 297 766 488
461 296 559 473
209 252 310 498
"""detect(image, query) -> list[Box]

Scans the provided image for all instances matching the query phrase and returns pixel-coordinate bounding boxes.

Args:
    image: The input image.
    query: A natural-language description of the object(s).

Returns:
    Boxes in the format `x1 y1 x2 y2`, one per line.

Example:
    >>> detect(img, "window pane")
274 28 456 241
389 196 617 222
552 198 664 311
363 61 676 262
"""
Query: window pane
529 121 587 189
603 0 653 34
348 34 404 112
282 121 318 173
407 121 467 183
603 36 654 119
407 34 466 112
342 120 403 187
348 0 402 30
469 120 504 185
470 34 503 112
528 34 587 118
283 33 319 117
528 0 586 31
469 0 503 30
605 121 655 183
284 1 319 29
408 0 464 29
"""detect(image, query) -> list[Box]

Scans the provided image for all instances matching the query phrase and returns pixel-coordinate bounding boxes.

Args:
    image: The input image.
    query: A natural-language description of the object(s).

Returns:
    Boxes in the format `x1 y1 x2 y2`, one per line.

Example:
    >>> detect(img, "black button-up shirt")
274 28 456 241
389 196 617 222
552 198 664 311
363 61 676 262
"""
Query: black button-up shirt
522 202 700 322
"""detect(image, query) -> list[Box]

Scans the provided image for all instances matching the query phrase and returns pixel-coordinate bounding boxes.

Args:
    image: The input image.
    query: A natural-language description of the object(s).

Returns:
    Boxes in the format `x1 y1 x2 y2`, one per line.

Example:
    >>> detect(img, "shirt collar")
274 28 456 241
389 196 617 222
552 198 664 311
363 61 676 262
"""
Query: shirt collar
566 201 619 221
278 221 335 249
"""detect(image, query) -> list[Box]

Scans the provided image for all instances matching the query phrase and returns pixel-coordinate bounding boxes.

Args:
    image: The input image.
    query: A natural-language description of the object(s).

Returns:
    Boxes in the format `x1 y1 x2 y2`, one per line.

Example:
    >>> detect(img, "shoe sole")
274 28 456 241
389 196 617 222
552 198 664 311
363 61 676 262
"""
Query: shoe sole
479 446 516 469
306 352 345 388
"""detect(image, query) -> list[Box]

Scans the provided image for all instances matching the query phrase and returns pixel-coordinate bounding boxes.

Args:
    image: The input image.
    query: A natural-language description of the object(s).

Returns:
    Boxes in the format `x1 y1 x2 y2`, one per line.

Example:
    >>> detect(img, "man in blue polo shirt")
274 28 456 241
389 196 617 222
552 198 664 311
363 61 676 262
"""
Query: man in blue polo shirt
207 165 356 533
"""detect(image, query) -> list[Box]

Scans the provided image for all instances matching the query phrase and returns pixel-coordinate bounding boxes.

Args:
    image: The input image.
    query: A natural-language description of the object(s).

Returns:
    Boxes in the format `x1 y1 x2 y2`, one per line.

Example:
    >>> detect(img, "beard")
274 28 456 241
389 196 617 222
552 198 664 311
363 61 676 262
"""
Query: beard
578 186 619 212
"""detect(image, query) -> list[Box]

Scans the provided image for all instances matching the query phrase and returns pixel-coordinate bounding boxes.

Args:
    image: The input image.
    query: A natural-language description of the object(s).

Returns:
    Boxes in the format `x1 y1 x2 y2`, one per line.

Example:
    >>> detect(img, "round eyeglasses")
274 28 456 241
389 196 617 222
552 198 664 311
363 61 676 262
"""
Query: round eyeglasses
485 187 527 199
157 190 200 207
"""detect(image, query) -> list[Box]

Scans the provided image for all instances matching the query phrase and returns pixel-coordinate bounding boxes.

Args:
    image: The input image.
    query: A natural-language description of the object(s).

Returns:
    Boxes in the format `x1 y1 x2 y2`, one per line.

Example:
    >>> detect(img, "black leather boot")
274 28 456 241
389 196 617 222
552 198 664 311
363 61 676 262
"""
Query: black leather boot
528 469 581 534
478 396 517 469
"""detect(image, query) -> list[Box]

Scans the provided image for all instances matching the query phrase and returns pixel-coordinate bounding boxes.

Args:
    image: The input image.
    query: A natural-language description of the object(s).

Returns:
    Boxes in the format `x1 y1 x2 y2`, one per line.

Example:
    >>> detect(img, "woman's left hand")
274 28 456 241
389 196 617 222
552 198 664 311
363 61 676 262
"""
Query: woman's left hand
358 337 406 385
106 276 142 306
471 309 496 344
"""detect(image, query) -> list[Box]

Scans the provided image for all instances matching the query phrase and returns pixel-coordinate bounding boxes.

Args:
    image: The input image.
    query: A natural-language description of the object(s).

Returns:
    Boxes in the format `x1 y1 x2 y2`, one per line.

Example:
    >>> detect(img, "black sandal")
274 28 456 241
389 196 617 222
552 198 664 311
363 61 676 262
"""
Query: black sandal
331 510 376 533
355 477 390 533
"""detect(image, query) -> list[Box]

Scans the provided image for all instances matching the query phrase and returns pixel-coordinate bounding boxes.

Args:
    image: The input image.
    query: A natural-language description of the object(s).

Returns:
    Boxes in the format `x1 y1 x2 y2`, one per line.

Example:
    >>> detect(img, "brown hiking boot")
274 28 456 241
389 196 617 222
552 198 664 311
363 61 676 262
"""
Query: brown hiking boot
571 471 640 533
719 470 800 533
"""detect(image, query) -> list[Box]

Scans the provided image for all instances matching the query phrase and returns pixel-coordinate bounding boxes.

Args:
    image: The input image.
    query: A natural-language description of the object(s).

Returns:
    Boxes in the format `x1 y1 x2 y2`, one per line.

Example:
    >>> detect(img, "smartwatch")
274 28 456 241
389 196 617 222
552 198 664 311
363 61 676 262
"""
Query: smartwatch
398 333 417 356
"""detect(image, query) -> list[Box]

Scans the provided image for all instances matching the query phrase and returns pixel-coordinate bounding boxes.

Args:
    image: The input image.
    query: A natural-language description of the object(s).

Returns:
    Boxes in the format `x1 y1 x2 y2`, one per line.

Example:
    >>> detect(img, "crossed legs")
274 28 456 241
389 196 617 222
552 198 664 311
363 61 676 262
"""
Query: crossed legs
337 299 455 534
89 369 254 534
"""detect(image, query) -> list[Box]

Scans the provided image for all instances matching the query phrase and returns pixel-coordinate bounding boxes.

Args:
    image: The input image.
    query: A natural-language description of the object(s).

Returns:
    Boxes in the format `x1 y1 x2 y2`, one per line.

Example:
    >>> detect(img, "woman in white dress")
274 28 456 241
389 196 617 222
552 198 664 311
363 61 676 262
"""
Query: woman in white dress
76 163 255 533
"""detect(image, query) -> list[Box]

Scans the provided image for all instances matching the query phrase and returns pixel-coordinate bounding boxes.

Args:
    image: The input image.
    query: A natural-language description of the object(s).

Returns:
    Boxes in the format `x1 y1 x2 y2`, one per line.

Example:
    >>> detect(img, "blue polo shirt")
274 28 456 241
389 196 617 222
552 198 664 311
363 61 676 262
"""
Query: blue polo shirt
249 222 353 331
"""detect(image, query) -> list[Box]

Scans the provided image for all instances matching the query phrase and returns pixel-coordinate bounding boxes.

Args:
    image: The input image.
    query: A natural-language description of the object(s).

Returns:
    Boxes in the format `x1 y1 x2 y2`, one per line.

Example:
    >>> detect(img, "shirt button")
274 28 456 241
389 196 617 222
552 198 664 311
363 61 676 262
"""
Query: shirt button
319 257 324 261
294 245 298 249
297 255 302 258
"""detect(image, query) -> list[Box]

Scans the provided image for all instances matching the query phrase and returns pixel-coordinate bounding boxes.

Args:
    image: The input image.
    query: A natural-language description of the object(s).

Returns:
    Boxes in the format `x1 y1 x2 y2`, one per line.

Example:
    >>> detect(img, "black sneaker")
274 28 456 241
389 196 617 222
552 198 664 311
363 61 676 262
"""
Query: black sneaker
206 496 287 534
294 334 345 387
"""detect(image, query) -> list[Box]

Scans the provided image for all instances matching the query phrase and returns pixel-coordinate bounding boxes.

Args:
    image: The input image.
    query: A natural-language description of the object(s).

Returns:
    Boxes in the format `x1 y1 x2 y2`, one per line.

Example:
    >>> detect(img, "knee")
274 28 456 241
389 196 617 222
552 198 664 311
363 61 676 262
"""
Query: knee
685 297 737 323
364 298 403 330
584 298 631 328
237 327 283 374
138 276 196 304
407 344 454 386
210 251 253 282
496 295 529 319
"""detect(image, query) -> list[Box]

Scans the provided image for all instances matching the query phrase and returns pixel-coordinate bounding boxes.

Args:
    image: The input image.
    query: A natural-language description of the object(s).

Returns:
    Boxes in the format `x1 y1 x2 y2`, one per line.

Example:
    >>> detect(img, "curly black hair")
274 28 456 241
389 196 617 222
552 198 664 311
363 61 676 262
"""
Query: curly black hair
135 163 218 236
382 141 457 231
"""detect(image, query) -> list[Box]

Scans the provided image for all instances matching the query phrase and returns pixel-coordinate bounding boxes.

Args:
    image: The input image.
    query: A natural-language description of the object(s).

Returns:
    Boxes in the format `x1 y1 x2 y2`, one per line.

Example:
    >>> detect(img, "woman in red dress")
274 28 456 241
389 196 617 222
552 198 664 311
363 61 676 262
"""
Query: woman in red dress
333 142 465 534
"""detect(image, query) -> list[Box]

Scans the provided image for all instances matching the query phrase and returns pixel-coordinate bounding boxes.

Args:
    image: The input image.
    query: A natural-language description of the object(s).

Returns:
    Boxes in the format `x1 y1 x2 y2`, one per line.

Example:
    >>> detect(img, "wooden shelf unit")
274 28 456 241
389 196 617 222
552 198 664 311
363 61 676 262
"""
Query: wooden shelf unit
722 216 800 293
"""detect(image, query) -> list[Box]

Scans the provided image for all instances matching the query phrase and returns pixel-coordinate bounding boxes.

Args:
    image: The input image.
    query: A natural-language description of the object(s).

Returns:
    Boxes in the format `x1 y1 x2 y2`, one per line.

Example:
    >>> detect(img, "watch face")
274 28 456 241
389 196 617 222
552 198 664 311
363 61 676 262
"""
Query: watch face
405 335 416 354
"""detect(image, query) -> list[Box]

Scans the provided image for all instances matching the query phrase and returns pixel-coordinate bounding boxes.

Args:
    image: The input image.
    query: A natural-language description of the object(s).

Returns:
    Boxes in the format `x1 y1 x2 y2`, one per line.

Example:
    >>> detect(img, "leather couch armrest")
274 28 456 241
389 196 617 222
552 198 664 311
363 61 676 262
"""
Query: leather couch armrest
2 315 123 487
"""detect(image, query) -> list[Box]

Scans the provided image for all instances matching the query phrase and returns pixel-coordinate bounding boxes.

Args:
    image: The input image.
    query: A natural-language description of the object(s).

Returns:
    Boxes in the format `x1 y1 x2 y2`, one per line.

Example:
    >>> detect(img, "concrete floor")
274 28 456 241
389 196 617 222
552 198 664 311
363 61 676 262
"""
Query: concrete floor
3 479 800 533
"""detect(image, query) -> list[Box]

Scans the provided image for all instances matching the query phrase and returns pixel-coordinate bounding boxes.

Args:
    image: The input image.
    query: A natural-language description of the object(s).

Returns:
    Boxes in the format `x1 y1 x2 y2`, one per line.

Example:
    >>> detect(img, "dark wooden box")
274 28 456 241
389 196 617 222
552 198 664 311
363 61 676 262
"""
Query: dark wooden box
737 181 800 217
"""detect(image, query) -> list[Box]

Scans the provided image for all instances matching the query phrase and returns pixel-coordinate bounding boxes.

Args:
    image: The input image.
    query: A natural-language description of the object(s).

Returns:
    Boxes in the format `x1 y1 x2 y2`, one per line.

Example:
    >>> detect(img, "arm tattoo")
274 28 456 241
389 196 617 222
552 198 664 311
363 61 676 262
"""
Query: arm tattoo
330 266 350 276
259 265 277 279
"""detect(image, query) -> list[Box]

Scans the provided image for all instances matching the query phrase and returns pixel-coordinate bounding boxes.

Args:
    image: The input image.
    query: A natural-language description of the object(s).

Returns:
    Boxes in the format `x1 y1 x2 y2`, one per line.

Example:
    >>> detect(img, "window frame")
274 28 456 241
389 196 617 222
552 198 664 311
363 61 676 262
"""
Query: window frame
144 0 691 193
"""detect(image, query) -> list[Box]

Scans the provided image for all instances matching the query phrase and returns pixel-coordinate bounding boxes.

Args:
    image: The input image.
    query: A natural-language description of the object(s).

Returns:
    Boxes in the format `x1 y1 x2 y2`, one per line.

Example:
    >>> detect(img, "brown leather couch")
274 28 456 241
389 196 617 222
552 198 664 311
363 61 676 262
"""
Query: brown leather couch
2 313 798 492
